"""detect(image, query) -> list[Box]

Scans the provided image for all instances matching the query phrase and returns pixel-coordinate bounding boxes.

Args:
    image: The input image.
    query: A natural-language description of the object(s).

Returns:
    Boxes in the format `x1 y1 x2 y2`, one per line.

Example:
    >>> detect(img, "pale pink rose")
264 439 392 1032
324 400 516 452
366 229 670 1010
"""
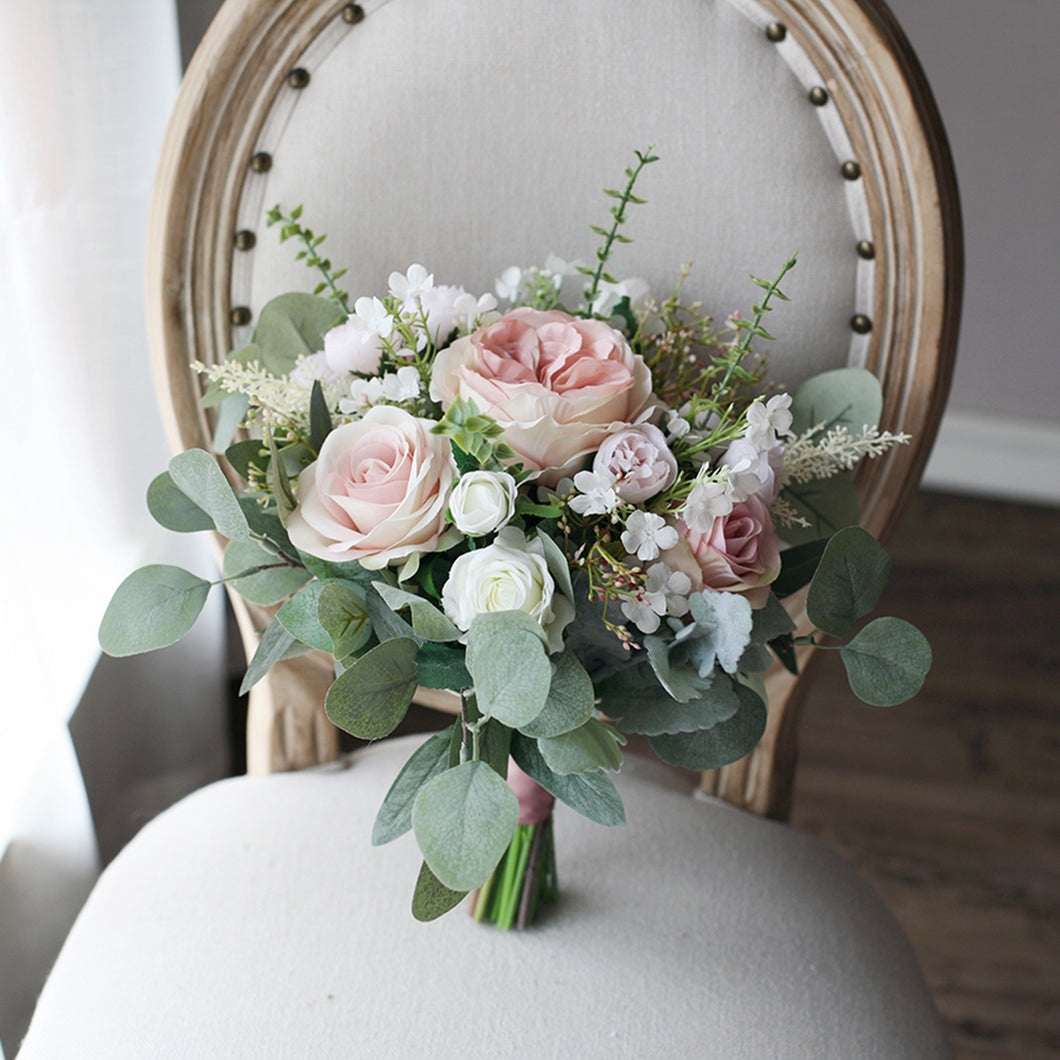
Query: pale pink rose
593 423 677 503
429 307 653 485
286 406 456 571
660 494 781 609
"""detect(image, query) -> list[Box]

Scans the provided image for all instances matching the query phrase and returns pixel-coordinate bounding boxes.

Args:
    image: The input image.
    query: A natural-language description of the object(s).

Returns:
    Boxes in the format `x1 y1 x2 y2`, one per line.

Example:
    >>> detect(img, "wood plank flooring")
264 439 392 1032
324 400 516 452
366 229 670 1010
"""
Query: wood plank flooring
790 491 1060 1059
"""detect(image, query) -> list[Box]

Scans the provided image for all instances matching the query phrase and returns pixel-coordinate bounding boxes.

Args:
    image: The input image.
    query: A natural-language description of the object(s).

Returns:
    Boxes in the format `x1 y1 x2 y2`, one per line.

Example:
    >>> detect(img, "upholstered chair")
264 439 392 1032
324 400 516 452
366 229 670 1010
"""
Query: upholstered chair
21 0 960 1055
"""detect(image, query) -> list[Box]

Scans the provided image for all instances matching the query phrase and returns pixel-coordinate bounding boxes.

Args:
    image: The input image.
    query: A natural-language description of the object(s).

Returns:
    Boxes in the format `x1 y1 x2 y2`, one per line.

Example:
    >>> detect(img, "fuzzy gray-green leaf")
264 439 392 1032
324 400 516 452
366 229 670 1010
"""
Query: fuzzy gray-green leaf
840 617 931 706
99 565 211 657
168 449 250 542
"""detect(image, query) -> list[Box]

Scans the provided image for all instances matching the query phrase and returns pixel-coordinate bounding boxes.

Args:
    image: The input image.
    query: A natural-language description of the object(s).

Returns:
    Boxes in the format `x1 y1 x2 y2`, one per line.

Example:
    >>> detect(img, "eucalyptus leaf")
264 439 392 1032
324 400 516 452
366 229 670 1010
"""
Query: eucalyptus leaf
510 733 625 826
519 650 595 738
317 581 372 658
414 642 472 691
145 472 215 533
538 717 624 775
807 526 891 637
477 718 512 779
239 617 299 695
465 612 551 728
373 583 462 643
365 583 421 644
534 530 575 602
266 432 297 524
776 475 860 546
411 761 519 892
238 498 300 561
840 617 931 706
223 539 310 605
324 637 418 739
789 366 883 439
276 581 334 652
99 565 211 657
211 391 250 454
605 671 740 736
772 537 829 598
168 449 250 542
309 379 333 453
649 678 767 770
252 292 346 374
372 728 456 846
299 551 374 585
411 861 468 922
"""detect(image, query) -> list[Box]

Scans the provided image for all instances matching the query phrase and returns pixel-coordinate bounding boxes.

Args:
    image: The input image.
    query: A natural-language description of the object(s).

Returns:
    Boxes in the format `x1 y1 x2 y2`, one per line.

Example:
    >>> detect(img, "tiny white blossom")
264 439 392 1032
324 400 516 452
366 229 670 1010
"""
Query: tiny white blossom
379 365 422 402
590 276 649 317
745 393 793 449
644 562 693 618
664 408 691 441
569 470 619 516
621 592 667 634
352 296 394 339
452 291 499 331
388 264 434 304
724 455 763 503
621 510 679 562
495 266 523 303
683 479 733 533
340 376 384 412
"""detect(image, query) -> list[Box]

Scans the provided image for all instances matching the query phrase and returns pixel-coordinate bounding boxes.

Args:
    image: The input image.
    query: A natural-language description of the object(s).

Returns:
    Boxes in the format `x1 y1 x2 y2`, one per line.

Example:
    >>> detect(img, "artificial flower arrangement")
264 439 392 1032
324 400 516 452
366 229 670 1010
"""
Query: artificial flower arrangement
101 150 930 928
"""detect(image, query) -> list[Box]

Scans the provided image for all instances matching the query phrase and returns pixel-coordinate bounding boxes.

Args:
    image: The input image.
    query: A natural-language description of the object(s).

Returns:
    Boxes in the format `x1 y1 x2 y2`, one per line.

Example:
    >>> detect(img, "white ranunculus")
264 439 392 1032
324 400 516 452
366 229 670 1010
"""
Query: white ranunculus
441 527 574 652
448 470 518 536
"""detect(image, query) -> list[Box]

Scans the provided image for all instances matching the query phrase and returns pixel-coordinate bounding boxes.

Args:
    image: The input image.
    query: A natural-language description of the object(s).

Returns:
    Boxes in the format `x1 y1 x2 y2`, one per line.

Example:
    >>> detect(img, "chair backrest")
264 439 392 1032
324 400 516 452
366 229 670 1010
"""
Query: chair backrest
146 0 961 807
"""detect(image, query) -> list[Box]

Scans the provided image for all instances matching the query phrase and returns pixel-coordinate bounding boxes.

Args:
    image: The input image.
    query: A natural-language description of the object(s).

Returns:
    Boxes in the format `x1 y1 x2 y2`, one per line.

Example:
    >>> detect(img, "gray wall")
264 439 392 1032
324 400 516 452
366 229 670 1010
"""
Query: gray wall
176 0 1060 425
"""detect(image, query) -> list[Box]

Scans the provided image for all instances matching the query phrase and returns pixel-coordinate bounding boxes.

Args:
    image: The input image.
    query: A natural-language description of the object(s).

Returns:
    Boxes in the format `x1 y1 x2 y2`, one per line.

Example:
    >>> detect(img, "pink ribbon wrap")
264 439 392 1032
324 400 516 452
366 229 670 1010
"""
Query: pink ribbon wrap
507 761 555 825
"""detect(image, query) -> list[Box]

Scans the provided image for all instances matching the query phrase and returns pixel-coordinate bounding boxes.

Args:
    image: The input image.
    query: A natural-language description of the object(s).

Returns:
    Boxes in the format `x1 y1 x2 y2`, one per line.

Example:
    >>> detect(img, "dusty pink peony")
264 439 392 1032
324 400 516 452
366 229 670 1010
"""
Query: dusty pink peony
593 423 677 503
429 307 653 484
661 494 781 609
286 405 456 570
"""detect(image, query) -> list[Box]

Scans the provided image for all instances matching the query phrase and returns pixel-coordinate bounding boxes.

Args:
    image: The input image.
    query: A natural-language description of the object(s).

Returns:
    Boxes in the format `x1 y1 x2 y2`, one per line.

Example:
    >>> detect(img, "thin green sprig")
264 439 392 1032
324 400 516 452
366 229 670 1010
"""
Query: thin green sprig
267 204 351 313
580 148 659 313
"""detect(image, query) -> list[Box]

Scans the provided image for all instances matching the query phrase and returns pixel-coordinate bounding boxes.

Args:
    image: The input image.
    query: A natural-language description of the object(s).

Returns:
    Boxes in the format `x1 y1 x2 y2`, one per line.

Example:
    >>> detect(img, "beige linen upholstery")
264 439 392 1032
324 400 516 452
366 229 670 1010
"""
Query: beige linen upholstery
20 736 952 1059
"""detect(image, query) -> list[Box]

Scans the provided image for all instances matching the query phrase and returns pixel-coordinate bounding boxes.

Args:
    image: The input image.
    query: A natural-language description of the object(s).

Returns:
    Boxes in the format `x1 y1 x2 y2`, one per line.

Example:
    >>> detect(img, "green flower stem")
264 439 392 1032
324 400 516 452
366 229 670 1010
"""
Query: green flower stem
213 561 296 587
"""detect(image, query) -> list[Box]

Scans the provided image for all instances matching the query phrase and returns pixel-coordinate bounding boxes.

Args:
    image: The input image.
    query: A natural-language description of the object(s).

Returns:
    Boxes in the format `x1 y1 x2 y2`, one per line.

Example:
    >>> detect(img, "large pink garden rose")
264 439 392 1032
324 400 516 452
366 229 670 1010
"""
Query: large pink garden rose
287 405 456 570
429 307 653 484
661 494 782 609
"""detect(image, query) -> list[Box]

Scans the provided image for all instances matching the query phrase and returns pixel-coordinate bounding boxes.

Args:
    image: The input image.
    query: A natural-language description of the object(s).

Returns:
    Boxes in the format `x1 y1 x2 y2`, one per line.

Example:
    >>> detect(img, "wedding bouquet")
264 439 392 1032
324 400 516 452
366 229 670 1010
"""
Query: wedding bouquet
101 150 930 927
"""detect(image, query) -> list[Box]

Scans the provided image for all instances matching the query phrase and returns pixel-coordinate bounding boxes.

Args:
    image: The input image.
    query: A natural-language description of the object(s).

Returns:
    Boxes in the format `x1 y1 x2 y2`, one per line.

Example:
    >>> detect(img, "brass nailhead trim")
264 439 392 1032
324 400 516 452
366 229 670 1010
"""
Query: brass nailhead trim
808 86 829 106
856 240 876 261
342 4 365 23
250 152 272 173
231 306 252 327
766 21 787 42
287 67 310 89
841 160 861 181
234 230 256 251
851 313 873 334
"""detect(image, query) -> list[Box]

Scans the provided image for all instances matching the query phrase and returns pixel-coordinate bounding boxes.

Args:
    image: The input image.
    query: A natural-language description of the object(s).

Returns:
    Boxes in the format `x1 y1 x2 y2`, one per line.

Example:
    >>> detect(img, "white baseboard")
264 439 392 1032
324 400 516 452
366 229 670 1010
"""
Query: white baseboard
921 409 1060 507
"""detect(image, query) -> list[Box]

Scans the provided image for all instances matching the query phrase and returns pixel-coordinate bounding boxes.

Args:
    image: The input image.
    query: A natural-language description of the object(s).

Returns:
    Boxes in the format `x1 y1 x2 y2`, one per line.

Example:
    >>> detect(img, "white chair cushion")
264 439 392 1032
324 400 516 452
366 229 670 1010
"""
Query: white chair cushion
21 735 950 1058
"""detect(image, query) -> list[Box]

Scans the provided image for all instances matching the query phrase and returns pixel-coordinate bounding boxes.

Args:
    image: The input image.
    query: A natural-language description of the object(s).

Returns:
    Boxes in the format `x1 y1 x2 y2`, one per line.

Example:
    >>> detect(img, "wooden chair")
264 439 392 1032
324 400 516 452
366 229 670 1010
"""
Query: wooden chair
21 0 960 1055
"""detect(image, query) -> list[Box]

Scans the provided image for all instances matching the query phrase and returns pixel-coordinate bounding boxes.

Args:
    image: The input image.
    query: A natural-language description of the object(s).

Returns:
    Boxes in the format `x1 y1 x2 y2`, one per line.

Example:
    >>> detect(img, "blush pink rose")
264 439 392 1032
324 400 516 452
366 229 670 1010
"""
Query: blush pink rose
660 494 782 609
593 423 677 503
286 405 456 571
429 307 653 484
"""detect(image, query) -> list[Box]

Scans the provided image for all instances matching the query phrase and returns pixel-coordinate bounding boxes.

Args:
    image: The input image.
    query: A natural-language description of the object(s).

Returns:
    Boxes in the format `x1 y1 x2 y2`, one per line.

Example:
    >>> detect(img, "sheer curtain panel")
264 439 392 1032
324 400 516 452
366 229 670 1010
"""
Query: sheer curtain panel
0 2 184 1055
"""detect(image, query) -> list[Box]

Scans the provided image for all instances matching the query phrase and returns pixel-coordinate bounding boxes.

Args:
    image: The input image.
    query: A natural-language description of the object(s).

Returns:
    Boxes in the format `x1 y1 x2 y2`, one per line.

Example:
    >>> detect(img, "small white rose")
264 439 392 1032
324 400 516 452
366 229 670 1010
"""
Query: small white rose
441 527 574 652
448 470 518 536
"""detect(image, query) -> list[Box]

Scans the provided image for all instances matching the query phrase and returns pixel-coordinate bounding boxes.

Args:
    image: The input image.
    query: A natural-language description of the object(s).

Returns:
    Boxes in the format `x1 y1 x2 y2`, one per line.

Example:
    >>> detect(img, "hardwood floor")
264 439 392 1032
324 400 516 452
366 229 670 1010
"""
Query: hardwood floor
791 491 1060 1059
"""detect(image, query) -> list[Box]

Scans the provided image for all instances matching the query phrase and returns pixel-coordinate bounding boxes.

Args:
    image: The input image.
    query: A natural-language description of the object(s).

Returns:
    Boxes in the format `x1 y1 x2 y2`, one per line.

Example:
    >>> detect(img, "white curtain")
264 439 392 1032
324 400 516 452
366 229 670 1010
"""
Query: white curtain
0 2 183 1053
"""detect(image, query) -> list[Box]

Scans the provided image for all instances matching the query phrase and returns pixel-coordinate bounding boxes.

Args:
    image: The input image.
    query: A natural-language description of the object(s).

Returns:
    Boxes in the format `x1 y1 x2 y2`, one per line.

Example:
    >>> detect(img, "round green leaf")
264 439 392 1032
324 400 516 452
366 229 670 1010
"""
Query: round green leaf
317 581 372 658
412 761 519 892
790 366 883 439
276 581 334 652
168 449 250 542
324 636 418 739
649 680 767 770
807 526 891 636
465 612 551 728
145 472 214 533
99 565 211 657
372 728 456 846
840 617 932 706
223 539 310 605
519 650 595 738
252 292 346 374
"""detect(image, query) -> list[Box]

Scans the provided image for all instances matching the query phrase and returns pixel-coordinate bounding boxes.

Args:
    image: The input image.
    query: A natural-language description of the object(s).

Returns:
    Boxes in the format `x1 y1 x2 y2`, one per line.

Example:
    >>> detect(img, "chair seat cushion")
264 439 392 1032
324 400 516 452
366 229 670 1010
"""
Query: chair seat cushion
21 736 951 1059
